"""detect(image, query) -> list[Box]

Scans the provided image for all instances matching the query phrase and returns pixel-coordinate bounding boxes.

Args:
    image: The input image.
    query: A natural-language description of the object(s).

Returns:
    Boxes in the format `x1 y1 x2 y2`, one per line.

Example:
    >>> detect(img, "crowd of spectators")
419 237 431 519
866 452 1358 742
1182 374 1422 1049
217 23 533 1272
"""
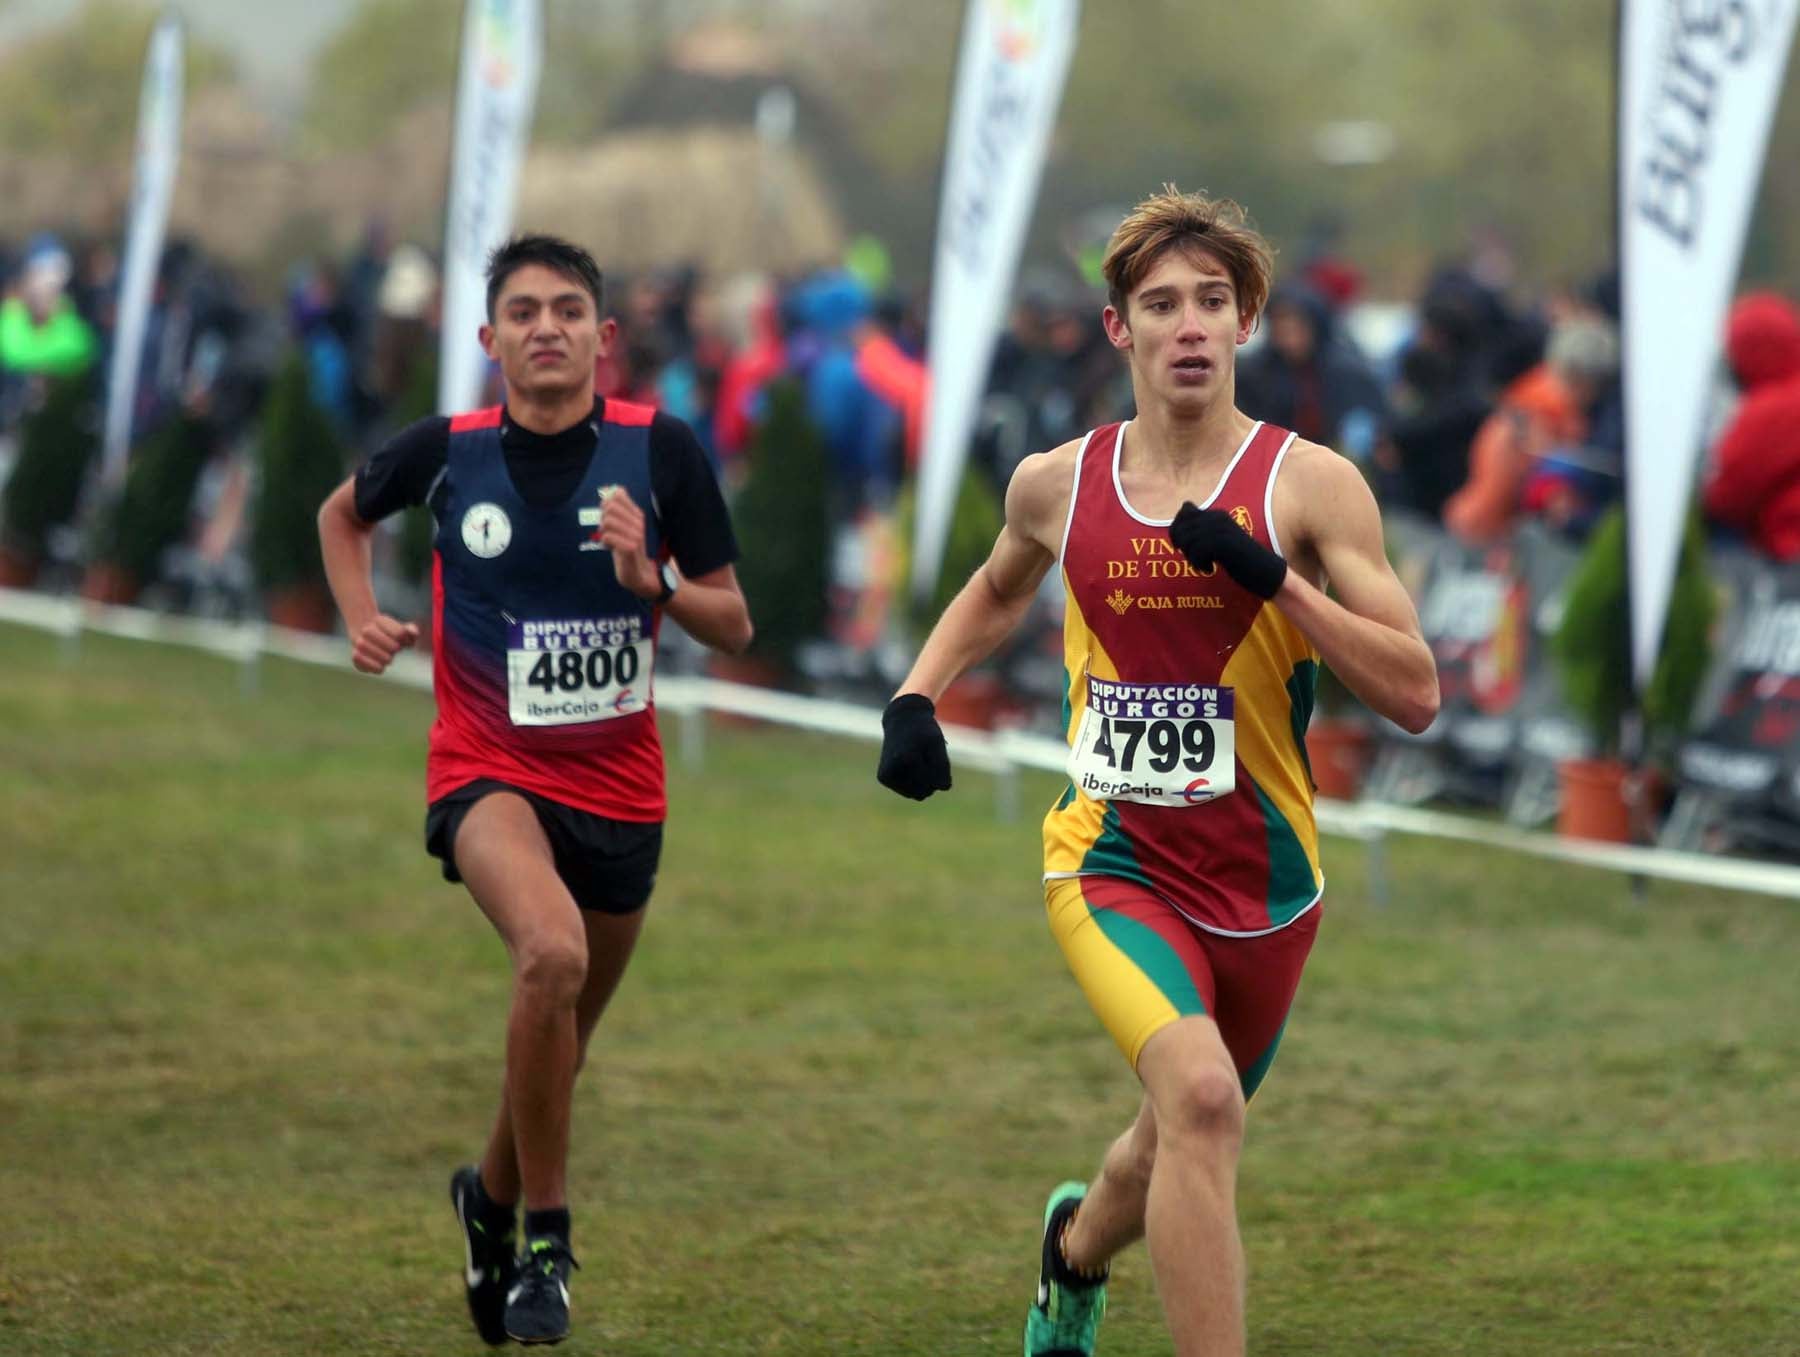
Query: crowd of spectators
1 217 1796 624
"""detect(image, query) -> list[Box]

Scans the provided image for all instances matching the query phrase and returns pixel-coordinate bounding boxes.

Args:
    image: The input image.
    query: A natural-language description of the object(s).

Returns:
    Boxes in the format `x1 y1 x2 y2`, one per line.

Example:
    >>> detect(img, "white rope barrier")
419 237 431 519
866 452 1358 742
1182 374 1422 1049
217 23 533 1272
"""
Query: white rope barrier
6 585 1797 901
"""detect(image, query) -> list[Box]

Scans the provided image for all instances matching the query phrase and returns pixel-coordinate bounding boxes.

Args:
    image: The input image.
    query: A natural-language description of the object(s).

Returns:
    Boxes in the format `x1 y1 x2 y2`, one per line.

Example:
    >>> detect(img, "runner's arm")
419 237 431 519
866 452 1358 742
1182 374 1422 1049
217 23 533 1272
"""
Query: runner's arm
1278 450 1438 733
894 453 1061 701
318 477 419 674
661 563 753 654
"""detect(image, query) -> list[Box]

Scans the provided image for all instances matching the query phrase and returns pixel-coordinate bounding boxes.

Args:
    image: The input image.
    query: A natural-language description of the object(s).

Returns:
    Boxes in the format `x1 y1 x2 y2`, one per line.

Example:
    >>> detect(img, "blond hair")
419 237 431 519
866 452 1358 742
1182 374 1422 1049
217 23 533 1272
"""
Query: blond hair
1101 185 1275 325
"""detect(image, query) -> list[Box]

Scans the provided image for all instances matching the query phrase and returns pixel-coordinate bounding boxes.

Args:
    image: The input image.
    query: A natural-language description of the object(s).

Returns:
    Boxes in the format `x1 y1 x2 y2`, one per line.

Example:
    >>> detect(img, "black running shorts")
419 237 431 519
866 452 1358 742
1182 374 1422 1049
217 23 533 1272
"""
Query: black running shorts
425 778 663 915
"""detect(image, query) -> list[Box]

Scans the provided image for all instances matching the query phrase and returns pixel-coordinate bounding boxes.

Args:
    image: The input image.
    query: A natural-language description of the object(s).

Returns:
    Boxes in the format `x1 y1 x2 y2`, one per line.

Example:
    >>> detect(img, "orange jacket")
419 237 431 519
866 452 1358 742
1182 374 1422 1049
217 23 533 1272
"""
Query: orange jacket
1443 364 1584 543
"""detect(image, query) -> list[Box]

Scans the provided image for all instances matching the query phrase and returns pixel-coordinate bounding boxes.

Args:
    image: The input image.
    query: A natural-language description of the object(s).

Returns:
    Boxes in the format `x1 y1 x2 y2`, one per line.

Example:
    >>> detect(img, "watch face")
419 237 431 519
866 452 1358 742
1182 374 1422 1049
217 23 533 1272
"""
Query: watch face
660 562 679 597
461 503 512 559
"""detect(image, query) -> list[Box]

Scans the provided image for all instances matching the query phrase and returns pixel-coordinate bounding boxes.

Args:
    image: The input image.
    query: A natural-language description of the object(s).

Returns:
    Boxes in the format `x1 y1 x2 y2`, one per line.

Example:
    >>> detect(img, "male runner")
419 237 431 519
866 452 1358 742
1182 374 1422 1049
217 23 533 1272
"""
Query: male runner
877 188 1437 1356
319 234 751 1346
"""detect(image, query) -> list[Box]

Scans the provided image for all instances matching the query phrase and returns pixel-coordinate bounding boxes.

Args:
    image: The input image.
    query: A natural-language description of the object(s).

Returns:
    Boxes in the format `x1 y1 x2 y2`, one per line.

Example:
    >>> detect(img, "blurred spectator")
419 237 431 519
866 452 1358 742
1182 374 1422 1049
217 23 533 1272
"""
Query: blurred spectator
286 260 355 433
1702 291 1800 560
1443 316 1619 544
853 307 927 471
1236 282 1386 461
0 235 98 379
367 242 439 413
788 271 898 515
712 276 786 470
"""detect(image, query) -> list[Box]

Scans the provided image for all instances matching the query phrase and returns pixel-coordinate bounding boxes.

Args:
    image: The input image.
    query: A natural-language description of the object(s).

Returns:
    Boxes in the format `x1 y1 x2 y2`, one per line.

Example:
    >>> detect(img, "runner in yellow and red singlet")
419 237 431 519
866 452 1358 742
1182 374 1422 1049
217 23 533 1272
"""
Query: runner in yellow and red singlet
878 187 1438 1357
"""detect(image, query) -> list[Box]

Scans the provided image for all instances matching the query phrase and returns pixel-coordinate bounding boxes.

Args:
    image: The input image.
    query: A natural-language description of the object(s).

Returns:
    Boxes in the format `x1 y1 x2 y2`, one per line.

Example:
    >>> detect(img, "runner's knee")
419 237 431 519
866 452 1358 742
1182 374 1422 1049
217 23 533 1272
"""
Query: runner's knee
514 931 589 1006
1155 1062 1245 1148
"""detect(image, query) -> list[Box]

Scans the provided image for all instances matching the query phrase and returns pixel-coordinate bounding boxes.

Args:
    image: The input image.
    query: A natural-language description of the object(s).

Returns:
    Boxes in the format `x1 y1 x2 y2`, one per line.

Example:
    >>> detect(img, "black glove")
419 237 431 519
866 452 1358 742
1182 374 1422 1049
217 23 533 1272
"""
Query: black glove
1168 501 1288 600
877 693 952 800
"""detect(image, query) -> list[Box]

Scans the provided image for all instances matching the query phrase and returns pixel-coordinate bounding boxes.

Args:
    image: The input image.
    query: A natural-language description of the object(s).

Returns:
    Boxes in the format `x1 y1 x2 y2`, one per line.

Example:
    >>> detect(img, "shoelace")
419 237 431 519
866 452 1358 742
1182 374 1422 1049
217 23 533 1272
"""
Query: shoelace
521 1239 581 1283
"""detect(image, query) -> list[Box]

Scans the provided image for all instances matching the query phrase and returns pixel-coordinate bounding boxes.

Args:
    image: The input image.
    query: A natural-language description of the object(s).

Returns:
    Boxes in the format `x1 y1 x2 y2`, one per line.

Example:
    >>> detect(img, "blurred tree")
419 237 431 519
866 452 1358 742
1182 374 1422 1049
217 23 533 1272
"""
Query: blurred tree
755 0 1621 290
0 0 235 156
302 0 655 152
299 0 458 152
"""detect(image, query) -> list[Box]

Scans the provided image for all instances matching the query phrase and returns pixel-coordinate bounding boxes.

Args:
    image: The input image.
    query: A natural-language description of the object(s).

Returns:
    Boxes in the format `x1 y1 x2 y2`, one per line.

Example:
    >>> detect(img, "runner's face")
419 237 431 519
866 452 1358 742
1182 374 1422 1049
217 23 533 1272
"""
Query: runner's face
1104 249 1253 411
481 263 604 399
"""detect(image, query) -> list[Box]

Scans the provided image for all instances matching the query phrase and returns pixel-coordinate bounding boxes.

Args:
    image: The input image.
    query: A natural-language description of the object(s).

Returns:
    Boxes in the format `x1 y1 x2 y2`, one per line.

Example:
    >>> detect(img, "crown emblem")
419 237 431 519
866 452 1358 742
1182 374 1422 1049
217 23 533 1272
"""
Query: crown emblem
1105 588 1133 615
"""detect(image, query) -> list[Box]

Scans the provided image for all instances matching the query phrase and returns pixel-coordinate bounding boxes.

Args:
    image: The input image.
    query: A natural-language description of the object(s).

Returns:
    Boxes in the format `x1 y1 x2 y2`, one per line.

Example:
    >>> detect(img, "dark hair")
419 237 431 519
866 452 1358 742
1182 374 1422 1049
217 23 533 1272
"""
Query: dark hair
484 234 605 321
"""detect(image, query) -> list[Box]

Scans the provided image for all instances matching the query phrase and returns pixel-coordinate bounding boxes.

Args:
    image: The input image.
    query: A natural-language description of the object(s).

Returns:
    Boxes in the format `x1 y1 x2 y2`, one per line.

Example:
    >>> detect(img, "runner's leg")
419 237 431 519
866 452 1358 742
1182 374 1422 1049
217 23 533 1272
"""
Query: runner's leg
1060 1095 1156 1270
1136 1015 1247 1357
477 906 646 1202
452 792 586 1212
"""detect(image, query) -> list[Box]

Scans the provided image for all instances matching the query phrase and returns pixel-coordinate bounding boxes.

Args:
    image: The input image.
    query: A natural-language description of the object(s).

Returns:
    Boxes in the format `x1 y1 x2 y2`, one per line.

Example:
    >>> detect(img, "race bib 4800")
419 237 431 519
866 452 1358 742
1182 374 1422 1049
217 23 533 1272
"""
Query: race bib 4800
506 616 653 726
1066 676 1235 805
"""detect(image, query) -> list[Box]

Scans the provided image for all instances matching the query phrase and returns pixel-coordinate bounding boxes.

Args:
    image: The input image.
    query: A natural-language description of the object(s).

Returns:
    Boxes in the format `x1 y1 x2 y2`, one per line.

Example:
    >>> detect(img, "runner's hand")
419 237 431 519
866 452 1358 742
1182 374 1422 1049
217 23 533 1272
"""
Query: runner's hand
597 485 660 600
351 614 419 675
877 693 952 800
1168 501 1288 600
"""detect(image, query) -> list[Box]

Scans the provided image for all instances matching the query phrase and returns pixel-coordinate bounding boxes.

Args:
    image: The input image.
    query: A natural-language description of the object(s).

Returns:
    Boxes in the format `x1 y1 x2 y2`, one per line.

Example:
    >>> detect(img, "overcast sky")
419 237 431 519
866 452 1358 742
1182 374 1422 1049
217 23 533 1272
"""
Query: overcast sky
0 0 364 105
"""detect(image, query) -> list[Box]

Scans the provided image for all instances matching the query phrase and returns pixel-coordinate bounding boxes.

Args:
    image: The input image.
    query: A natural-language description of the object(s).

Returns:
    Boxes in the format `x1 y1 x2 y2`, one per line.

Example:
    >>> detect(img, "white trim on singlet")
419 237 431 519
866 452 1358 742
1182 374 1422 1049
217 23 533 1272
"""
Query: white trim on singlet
1042 870 1325 937
1056 427 1098 565
1263 428 1299 560
1111 420 1264 526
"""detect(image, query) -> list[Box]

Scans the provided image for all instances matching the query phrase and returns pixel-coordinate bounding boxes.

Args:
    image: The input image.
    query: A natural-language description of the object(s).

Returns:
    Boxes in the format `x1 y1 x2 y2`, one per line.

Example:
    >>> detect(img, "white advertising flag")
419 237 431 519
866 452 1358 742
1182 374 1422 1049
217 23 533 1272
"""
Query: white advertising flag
101 13 184 485
911 0 1080 602
439 0 544 416
1619 0 1798 684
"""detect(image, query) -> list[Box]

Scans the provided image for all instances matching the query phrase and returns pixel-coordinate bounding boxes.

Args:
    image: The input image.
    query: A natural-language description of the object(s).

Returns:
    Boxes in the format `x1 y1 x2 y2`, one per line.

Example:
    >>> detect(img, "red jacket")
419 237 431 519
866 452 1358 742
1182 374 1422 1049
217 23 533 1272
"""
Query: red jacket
1704 293 1800 560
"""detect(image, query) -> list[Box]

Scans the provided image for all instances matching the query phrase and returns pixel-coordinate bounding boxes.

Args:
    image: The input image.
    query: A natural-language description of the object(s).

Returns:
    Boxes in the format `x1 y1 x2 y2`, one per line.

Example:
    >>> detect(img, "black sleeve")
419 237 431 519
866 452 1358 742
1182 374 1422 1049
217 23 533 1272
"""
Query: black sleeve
648 411 739 578
353 415 451 523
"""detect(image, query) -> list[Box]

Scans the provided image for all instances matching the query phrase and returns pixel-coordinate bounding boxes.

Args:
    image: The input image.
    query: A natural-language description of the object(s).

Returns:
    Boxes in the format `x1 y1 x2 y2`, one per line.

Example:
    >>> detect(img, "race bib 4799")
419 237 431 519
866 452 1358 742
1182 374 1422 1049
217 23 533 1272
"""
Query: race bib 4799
1066 676 1235 806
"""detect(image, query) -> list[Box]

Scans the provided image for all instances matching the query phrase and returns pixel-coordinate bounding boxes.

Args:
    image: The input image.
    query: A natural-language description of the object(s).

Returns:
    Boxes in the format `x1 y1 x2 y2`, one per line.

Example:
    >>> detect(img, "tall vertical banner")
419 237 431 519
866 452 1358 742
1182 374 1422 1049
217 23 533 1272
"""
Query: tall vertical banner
911 0 1079 602
101 13 184 486
439 0 543 416
1618 0 1797 685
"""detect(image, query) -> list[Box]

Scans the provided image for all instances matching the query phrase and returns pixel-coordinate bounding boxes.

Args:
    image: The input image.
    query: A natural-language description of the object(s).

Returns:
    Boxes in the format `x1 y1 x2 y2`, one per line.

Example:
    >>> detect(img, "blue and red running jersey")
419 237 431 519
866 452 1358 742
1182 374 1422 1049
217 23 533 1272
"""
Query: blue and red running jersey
427 402 669 822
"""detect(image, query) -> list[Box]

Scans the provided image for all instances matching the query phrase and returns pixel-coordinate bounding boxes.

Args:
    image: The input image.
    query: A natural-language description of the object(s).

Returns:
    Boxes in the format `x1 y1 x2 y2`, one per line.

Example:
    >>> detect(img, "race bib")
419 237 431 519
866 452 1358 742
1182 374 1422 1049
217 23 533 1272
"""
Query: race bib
506 616 653 726
1066 676 1235 805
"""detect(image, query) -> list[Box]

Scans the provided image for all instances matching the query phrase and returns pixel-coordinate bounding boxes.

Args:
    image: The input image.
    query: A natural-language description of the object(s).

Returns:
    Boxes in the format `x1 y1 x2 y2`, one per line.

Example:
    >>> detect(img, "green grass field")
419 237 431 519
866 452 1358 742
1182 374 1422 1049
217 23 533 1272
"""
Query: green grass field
2 621 1797 1355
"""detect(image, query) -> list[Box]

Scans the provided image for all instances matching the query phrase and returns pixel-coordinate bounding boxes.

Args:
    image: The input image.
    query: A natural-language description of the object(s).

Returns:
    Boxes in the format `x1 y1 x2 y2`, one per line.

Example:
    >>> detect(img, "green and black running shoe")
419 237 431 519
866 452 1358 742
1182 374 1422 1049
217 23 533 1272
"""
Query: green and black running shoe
1024 1180 1108 1357
505 1235 580 1346
449 1166 517 1346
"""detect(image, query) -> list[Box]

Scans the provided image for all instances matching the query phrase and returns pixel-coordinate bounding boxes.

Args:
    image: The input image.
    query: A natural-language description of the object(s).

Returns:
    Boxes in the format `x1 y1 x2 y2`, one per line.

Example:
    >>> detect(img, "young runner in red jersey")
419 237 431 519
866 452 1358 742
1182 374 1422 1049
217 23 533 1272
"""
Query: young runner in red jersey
319 235 751 1347
878 188 1438 1357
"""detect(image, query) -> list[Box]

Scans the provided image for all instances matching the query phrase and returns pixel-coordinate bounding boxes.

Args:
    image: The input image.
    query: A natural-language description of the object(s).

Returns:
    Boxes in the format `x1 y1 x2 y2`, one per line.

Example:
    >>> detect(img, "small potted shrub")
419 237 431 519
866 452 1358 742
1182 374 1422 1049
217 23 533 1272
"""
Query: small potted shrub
1551 506 1714 841
728 378 832 688
82 408 213 604
0 372 101 586
250 351 347 632
896 460 1008 727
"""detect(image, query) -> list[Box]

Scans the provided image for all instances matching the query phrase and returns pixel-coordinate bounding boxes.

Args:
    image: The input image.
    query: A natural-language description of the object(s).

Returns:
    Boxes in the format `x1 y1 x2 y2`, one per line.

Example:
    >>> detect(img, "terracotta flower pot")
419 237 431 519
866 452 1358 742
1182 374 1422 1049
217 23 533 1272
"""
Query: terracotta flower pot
933 672 1008 731
1305 718 1373 801
0 545 39 589
705 652 789 728
1556 757 1633 843
79 561 140 606
265 584 338 634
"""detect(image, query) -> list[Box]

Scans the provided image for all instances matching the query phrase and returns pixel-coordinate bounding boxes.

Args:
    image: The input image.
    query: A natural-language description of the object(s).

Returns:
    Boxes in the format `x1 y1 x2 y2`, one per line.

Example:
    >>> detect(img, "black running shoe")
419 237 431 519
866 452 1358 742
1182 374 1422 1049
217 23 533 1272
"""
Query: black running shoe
450 1166 517 1346
505 1235 579 1346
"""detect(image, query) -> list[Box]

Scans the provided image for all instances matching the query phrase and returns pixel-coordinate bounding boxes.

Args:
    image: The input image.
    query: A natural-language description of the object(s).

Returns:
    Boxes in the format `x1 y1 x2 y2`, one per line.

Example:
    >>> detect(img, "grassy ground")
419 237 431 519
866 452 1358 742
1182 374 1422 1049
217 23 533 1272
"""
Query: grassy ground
1 622 1796 1355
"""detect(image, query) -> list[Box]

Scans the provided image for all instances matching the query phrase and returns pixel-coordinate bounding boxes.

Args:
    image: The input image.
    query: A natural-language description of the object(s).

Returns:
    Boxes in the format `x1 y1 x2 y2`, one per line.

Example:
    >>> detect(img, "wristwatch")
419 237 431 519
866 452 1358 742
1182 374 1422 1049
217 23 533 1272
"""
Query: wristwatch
655 560 679 605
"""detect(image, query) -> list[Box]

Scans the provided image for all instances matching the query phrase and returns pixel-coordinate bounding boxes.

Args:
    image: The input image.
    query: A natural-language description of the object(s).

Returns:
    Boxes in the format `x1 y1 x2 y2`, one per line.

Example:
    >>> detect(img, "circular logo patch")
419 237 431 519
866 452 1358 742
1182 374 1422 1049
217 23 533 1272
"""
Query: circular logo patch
461 502 512 559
